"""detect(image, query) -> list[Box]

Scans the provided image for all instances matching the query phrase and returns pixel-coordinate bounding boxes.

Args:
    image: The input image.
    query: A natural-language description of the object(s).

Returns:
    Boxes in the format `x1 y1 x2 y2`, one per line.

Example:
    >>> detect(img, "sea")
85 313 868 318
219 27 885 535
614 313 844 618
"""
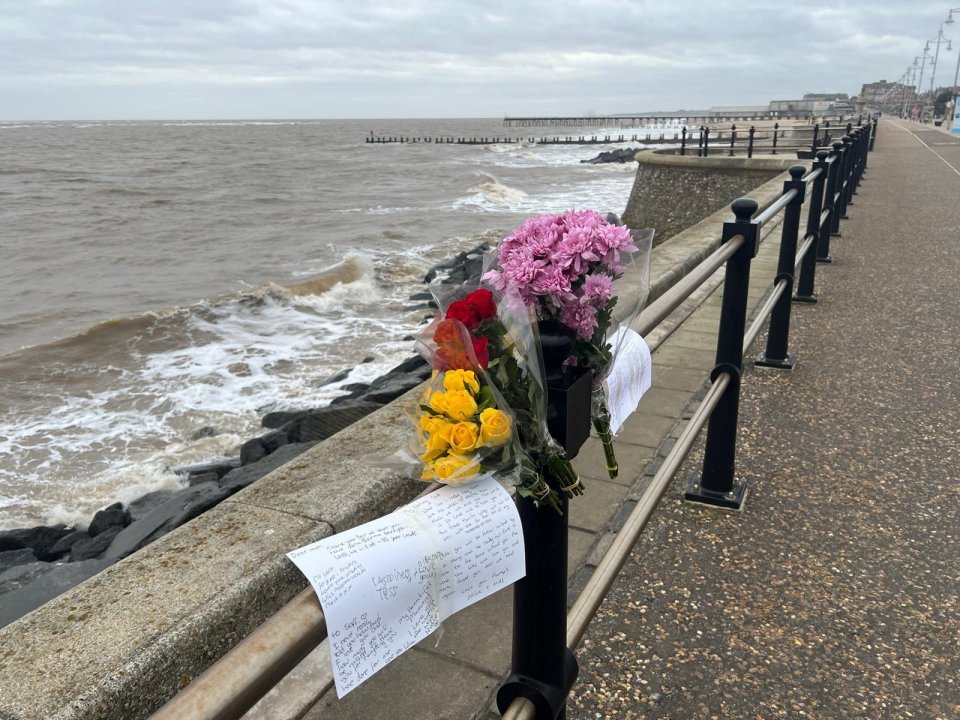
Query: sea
0 117 680 530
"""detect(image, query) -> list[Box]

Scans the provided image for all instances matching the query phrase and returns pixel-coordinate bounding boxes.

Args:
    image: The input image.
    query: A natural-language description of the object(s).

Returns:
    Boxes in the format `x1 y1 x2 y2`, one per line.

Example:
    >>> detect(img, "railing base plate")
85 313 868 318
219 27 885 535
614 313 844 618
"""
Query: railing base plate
816 256 833 263
754 353 796 370
792 292 819 304
684 479 748 510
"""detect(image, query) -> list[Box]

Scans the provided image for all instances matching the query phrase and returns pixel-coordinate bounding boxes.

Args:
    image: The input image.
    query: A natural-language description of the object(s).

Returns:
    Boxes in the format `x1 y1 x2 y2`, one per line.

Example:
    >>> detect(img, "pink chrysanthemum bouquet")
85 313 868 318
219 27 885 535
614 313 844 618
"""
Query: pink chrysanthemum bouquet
484 209 652 479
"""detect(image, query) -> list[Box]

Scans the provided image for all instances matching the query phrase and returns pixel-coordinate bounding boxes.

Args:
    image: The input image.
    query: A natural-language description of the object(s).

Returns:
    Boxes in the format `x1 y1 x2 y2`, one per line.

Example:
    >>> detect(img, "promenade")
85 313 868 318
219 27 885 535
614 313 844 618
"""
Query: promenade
244 119 959 720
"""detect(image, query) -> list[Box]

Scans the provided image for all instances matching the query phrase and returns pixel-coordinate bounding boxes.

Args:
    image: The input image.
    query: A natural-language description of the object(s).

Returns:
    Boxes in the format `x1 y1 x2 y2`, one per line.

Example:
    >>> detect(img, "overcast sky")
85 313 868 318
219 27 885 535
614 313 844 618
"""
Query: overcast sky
1 0 956 120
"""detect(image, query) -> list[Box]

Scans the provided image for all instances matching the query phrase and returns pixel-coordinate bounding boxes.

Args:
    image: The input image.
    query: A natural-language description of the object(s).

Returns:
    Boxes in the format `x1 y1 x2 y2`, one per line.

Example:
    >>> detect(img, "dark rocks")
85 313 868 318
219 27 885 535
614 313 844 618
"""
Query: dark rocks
0 559 113 629
219 443 316 495
0 549 38 573
190 425 219 441
69 526 123 562
0 525 74 561
126 490 176 521
88 503 131 537
423 242 489 284
48 530 89 559
103 482 232 561
581 148 640 164
171 458 240 482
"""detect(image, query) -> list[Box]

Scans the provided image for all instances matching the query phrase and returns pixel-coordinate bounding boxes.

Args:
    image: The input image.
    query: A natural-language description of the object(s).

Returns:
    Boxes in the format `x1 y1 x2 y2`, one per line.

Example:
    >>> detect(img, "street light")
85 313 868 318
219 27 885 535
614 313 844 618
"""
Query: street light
946 8 960 104
918 42 931 98
927 24 951 95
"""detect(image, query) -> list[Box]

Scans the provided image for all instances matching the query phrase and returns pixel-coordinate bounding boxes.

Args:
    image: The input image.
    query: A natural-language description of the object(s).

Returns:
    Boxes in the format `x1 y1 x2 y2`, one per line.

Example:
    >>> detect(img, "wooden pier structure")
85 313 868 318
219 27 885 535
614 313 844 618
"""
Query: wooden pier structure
501 113 811 128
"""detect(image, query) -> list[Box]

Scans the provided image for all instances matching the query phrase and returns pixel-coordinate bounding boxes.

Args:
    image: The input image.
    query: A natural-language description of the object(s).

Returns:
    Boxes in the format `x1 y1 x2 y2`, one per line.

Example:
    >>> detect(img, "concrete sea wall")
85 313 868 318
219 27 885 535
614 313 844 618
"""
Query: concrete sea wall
622 150 794 243
0 169 794 720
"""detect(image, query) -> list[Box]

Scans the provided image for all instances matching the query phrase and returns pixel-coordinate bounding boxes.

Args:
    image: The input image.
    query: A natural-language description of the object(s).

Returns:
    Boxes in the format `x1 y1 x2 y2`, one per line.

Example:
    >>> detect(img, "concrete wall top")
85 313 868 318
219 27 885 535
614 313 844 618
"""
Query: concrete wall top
0 167 802 720
635 149 797 173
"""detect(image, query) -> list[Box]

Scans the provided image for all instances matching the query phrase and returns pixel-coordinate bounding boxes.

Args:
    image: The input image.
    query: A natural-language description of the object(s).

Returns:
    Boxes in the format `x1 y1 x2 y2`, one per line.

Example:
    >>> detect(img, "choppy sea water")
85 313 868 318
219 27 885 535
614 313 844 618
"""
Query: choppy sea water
0 117 680 529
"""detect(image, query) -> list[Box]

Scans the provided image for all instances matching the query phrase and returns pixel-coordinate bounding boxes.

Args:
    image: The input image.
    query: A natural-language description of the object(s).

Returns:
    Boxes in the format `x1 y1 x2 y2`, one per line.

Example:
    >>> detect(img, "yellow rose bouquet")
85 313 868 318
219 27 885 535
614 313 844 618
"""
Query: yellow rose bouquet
406 285 583 514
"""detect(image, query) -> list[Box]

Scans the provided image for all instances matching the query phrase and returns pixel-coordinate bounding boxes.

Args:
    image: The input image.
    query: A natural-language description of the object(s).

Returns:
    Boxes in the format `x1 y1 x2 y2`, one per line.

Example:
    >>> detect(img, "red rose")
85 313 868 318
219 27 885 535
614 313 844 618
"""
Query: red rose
471 337 489 369
445 299 481 329
465 289 497 320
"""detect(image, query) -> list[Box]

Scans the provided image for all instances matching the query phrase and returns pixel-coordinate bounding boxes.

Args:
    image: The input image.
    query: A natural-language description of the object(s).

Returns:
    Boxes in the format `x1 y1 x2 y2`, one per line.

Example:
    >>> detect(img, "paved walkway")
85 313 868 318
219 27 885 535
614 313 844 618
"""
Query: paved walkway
569 120 960 719
247 119 959 720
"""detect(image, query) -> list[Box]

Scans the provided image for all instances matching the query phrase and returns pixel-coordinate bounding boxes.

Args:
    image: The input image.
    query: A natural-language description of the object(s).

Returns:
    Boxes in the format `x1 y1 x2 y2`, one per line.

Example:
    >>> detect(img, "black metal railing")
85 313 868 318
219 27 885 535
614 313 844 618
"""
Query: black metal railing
146 116 878 720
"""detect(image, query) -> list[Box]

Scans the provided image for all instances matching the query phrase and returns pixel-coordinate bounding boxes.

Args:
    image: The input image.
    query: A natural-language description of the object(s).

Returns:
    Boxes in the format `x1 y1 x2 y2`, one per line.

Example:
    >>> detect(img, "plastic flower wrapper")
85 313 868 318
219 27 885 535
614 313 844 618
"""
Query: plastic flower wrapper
422 285 582 511
482 210 654 479
410 316 526 490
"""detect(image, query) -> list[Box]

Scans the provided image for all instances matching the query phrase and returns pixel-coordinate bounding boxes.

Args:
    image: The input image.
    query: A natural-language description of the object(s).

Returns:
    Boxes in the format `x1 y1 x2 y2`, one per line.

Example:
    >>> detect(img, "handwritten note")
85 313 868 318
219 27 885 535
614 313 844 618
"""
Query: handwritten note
287 476 525 697
605 326 653 434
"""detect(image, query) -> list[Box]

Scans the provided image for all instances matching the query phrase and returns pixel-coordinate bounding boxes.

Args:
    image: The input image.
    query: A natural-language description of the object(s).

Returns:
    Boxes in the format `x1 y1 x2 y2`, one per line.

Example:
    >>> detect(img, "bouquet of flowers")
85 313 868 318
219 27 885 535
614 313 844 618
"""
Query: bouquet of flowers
408 287 582 512
483 210 653 480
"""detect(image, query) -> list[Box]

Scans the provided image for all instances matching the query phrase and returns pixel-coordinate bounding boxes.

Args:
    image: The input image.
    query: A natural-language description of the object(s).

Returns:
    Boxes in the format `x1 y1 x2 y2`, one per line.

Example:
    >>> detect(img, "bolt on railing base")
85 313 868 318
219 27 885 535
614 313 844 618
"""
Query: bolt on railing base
830 231 842 238
816 256 834 264
792 292 819 304
683 478 748 510
754 352 796 370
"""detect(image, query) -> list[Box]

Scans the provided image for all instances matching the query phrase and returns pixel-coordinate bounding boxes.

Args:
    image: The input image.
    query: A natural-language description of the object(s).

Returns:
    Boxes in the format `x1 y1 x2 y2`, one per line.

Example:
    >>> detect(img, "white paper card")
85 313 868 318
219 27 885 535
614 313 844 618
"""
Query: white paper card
286 475 525 697
605 327 653 434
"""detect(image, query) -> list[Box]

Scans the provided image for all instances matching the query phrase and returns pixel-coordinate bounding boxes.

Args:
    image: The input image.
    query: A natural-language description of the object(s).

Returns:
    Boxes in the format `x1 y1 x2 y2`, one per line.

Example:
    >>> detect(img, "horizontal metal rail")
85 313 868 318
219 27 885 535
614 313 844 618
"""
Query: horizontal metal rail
634 235 745 338
744 278 788 352
148 588 329 720
795 234 815 266
754 187 798 226
147 482 444 720
504 371 734 720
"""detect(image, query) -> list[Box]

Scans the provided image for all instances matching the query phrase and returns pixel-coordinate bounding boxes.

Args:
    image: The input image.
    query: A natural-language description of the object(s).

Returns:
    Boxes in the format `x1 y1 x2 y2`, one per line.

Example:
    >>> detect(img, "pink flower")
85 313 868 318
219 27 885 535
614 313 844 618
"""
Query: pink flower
560 301 599 339
582 273 613 303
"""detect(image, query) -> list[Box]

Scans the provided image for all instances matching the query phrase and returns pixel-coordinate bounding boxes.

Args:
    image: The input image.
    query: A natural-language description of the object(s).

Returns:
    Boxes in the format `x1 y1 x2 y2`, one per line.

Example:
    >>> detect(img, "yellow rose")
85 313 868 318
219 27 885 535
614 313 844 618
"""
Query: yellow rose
437 389 477 422
479 408 512 447
419 414 453 440
448 422 480 453
428 390 449 416
432 453 480 484
420 429 451 462
442 369 480 395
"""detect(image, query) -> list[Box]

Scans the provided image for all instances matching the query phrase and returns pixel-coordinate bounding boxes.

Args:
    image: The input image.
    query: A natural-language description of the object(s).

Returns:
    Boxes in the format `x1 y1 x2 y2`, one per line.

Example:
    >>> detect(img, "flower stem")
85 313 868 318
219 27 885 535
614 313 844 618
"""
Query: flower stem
593 415 618 479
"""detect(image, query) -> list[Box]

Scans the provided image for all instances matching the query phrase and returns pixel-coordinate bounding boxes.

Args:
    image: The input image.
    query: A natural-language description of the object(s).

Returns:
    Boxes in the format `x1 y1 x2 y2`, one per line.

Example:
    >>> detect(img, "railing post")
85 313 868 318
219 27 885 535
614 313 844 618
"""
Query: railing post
729 124 736 156
870 118 877 151
748 126 755 158
795 150 830 303
497 494 577 720
703 126 710 157
681 126 687 155
831 139 849 229
772 122 779 154
756 165 807 369
848 129 861 199
859 121 872 176
839 135 854 215
685 198 759 510
697 126 705 157
811 123 819 153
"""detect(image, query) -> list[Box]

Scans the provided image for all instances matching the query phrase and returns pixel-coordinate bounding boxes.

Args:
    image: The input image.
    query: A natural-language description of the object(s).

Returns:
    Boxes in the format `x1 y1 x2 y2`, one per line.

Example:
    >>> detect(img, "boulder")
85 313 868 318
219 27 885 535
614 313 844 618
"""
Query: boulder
88 503 132 537
580 148 640 164
219 442 316 495
0 525 74 561
0 559 113 629
0 549 38 573
261 410 305 429
189 425 219 441
0 561 58 596
187 471 219 486
103 482 233 561
240 437 268 466
284 401 384 443
69 526 123 562
126 490 176 521
47 530 89 559
170 458 240 480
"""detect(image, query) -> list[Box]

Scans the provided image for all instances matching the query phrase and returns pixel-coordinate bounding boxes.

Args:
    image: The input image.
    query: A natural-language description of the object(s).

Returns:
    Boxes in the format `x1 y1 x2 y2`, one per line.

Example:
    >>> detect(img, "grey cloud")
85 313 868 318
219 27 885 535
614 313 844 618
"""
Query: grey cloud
0 0 954 119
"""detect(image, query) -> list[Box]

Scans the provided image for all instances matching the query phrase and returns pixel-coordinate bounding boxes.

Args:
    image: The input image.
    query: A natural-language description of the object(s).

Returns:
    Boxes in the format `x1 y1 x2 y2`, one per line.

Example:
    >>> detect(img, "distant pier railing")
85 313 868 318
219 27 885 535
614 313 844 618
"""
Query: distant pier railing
501 112 813 128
